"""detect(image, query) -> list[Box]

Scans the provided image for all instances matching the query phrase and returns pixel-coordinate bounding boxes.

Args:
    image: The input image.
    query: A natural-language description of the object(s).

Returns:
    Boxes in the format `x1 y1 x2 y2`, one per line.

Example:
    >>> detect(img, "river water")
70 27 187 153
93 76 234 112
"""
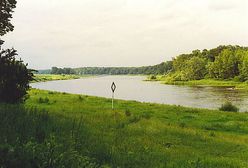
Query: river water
31 76 248 112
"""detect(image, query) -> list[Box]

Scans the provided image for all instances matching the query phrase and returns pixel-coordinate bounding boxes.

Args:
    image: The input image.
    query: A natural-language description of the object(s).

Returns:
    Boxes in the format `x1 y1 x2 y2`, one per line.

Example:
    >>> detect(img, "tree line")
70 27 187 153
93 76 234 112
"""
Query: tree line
51 67 76 74
41 62 173 75
41 45 248 82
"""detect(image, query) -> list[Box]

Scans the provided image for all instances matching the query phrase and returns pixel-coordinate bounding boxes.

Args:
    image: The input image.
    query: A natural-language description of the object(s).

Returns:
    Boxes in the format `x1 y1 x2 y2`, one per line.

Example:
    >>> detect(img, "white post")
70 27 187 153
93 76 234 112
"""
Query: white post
112 92 114 110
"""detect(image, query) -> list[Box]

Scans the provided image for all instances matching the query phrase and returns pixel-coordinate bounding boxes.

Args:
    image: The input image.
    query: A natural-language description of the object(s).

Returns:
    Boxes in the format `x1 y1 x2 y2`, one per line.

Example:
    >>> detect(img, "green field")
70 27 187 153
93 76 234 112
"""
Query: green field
147 75 248 90
33 74 85 82
1 89 248 167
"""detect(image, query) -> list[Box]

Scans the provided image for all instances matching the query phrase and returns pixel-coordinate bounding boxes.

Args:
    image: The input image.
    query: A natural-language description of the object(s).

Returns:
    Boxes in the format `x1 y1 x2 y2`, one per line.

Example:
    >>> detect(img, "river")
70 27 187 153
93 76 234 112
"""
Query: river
31 76 248 112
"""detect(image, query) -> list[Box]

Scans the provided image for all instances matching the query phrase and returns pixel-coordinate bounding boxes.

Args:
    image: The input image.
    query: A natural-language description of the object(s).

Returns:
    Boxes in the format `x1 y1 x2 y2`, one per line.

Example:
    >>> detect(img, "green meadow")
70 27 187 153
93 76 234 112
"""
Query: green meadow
1 89 248 167
33 74 84 82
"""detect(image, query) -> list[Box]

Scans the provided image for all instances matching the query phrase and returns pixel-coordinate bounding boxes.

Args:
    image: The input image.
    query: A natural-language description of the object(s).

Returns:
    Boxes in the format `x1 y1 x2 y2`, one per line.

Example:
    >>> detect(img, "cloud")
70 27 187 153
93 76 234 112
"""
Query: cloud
208 0 246 11
3 0 248 69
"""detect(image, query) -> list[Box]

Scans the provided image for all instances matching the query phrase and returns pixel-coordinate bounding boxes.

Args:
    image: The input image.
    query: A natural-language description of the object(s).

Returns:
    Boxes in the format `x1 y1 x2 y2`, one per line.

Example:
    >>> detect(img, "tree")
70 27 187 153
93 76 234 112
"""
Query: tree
208 49 239 79
0 0 34 103
51 67 59 74
0 0 17 44
239 51 248 81
0 49 34 103
185 57 207 80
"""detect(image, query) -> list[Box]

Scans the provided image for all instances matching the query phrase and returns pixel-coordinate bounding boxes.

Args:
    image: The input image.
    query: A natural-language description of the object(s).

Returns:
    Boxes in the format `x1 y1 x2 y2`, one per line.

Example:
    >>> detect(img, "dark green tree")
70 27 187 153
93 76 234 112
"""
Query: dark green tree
0 0 17 44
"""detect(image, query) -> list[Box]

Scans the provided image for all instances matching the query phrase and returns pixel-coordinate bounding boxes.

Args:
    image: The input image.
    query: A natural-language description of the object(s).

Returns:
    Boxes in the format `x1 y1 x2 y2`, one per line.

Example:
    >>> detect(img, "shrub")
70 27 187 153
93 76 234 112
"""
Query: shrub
0 49 34 103
219 101 239 112
150 75 157 80
233 76 242 82
125 109 131 117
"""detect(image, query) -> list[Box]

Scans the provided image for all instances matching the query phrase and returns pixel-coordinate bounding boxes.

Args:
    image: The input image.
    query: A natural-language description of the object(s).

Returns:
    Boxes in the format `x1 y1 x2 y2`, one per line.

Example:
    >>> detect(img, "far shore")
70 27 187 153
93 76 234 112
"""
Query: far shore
146 75 248 90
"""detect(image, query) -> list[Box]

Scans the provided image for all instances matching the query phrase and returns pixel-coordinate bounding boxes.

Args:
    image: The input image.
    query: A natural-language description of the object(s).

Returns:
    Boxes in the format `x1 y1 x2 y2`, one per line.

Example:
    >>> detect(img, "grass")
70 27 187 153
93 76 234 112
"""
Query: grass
147 75 248 90
33 74 87 82
1 89 248 167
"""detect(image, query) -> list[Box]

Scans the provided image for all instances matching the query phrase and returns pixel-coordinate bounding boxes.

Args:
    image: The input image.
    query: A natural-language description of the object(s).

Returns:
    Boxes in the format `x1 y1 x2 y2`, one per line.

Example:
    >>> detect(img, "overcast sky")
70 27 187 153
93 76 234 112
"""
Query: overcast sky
2 0 248 69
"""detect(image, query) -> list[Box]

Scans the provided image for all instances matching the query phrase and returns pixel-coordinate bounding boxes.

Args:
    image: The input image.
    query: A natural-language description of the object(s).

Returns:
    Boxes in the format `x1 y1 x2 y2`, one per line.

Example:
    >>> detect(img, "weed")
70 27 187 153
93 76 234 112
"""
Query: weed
179 122 186 128
37 97 50 104
78 95 84 101
219 102 239 112
125 109 132 117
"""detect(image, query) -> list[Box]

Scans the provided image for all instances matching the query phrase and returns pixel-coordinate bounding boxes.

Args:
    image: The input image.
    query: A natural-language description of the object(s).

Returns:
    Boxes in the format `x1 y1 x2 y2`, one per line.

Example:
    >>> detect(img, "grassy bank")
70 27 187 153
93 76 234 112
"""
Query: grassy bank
147 75 248 89
1 89 248 167
33 74 86 82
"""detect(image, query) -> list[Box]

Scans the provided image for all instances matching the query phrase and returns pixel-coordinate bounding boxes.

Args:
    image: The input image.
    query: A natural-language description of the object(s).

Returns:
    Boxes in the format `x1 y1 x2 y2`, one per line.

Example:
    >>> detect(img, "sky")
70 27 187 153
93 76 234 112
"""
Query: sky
2 0 248 69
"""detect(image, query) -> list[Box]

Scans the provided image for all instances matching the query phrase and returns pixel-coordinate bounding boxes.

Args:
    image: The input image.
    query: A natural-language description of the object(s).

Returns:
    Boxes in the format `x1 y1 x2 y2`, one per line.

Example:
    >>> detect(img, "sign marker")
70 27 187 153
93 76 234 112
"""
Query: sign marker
111 82 116 109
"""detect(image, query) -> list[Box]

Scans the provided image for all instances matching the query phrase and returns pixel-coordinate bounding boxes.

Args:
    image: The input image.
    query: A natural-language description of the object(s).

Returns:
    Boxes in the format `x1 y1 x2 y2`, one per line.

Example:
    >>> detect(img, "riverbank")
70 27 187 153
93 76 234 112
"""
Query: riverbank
1 89 248 167
33 74 88 82
147 75 248 90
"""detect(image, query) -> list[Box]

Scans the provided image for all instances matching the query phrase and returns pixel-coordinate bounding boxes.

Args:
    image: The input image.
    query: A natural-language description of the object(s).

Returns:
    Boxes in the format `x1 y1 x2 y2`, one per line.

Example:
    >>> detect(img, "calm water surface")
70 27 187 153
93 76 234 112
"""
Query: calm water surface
31 76 248 112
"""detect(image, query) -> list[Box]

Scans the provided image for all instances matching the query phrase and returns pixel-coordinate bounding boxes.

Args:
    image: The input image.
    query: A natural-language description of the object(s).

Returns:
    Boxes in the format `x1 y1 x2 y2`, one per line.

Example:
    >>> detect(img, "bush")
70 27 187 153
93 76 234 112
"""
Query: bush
166 72 188 82
233 76 242 82
219 101 239 112
150 75 157 80
0 49 34 103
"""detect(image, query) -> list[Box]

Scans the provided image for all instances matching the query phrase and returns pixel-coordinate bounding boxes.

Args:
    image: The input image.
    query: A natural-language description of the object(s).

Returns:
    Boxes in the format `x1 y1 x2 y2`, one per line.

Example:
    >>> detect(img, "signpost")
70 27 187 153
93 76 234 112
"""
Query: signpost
111 82 116 109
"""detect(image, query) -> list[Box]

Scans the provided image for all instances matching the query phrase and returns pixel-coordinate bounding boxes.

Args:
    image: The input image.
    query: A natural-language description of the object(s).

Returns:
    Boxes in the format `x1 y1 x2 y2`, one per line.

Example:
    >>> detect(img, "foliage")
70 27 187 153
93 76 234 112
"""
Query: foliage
51 67 76 74
0 49 34 103
208 49 239 79
41 62 173 75
185 57 207 80
0 0 17 37
219 102 239 112
74 61 173 75
149 75 157 80
46 45 248 82
239 51 248 81
165 45 248 82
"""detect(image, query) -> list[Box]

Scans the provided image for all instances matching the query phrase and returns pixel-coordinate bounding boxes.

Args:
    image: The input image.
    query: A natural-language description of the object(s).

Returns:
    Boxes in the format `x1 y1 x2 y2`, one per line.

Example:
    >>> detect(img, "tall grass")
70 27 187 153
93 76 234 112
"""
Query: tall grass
1 89 248 167
0 104 100 168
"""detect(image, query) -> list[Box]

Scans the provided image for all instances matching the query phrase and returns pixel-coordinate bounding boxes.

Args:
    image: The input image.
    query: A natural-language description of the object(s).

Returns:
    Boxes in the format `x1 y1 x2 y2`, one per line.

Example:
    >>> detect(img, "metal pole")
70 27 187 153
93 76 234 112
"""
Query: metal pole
112 92 114 110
